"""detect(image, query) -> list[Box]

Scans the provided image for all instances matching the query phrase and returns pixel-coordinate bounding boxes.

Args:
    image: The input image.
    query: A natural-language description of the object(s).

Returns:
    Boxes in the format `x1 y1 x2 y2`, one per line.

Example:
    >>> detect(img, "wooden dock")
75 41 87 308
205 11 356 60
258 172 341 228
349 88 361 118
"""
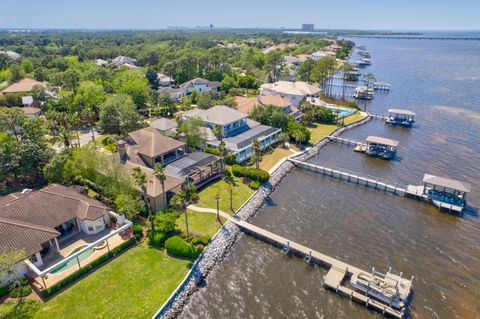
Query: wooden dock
327 135 366 147
367 113 388 120
230 217 407 318
289 158 407 196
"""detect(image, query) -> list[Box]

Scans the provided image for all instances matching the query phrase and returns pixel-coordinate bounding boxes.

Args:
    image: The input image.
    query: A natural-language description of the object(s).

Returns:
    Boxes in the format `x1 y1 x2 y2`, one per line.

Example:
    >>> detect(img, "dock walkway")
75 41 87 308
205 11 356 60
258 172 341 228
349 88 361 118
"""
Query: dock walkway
327 135 366 147
230 217 406 318
289 158 407 196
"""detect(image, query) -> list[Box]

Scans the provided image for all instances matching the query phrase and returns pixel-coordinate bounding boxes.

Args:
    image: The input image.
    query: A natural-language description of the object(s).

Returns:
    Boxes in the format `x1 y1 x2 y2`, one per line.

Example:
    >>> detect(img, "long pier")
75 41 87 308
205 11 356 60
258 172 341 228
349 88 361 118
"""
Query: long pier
230 217 407 318
327 135 365 147
289 158 407 196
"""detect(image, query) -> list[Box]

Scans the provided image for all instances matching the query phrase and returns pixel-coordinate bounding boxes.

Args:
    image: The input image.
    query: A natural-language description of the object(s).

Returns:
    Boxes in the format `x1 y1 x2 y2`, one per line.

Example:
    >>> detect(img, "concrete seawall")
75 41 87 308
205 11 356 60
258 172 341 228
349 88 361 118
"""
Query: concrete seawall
154 114 372 319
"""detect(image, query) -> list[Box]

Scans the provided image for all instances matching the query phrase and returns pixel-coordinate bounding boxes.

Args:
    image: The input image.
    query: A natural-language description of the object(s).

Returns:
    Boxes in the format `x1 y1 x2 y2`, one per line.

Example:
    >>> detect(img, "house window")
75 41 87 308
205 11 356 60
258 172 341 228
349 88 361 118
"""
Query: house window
88 224 94 232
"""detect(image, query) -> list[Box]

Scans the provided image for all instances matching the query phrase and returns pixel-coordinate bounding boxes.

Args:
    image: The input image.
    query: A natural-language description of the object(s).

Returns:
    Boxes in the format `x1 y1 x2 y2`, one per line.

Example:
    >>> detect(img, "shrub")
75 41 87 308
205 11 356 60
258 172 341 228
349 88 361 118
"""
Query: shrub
192 236 211 246
9 285 32 298
132 225 143 240
42 238 135 297
231 164 246 177
204 146 220 156
225 153 237 165
246 168 270 183
165 236 200 259
0 285 9 297
248 181 261 190
154 211 177 234
149 231 167 247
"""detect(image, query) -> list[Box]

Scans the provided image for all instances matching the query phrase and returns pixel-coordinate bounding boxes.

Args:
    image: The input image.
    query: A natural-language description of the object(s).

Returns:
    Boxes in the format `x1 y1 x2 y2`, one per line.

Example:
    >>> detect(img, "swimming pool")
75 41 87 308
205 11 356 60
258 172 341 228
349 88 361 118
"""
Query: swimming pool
323 104 354 117
50 246 95 274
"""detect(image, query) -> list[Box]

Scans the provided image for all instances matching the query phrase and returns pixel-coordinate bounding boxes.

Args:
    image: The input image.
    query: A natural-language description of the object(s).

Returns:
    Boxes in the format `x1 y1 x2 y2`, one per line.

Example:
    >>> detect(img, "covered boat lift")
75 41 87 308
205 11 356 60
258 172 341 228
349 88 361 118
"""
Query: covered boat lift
406 174 472 213
357 136 399 160
386 109 416 127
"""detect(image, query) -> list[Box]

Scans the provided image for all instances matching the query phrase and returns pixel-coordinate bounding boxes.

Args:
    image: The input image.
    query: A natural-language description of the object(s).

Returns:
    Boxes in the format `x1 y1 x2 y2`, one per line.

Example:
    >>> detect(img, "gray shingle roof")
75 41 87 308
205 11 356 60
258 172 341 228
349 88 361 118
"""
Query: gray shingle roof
150 118 178 132
198 105 247 126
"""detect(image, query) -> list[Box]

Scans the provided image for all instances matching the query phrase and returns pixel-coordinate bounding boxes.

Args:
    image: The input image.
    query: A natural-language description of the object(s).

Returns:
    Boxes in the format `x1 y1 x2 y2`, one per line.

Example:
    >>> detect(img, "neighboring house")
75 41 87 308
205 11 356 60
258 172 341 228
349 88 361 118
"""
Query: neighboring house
0 78 47 95
0 50 21 60
118 127 222 211
311 51 327 61
179 78 221 96
284 56 301 66
158 87 183 100
95 59 108 66
150 117 178 136
296 54 311 63
111 56 137 67
0 184 125 286
235 95 302 120
184 105 281 163
22 107 42 117
157 73 175 87
259 81 321 107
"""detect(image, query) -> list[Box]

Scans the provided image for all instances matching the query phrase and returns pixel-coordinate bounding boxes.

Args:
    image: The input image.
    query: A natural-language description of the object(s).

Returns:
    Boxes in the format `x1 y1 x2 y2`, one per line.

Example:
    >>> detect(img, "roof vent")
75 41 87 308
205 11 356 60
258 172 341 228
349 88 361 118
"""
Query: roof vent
21 188 33 195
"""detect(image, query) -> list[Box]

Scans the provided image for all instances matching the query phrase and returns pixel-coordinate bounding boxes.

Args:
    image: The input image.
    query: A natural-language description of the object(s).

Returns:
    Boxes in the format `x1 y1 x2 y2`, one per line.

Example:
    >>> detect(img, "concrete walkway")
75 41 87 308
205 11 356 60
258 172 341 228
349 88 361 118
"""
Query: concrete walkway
187 205 231 219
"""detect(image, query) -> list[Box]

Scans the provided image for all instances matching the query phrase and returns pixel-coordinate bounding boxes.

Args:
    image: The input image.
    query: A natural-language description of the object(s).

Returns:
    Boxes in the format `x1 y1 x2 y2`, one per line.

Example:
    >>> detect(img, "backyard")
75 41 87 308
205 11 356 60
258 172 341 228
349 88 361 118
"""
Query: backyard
195 175 255 214
177 210 226 238
30 242 192 319
308 111 366 144
259 147 296 171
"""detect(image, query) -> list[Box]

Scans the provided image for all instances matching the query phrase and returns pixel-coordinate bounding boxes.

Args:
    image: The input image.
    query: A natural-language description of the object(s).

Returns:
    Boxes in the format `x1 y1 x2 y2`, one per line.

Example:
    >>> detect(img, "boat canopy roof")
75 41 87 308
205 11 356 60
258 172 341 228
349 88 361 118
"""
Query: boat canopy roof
423 174 472 193
388 108 416 116
374 82 391 86
366 136 399 147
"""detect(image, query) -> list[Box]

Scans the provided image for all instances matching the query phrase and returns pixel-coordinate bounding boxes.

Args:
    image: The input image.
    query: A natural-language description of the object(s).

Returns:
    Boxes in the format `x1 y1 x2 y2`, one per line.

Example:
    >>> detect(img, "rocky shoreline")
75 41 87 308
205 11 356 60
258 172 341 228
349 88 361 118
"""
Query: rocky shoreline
155 115 372 319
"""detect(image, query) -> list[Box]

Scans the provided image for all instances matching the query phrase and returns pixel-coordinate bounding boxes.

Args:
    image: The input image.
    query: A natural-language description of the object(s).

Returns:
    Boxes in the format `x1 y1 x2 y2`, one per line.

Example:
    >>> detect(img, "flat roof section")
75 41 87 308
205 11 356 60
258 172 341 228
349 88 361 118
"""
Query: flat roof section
423 174 472 193
388 109 416 116
366 136 400 147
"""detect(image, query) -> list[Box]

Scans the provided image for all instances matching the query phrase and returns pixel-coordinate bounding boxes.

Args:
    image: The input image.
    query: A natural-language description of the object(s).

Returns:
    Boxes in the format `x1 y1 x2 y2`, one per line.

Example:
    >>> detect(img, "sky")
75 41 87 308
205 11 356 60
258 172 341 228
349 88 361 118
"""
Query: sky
1 0 479 30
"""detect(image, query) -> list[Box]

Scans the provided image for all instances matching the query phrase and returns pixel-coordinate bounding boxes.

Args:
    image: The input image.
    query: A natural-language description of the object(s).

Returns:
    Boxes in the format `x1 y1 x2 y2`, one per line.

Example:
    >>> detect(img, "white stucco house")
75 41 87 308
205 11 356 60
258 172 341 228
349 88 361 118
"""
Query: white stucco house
259 81 321 107
179 78 221 96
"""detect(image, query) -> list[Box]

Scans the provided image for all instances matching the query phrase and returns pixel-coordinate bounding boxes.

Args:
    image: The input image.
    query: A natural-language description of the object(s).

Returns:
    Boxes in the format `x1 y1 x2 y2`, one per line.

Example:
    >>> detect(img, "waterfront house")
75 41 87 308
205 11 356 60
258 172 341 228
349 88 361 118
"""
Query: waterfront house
179 78 221 96
0 184 131 288
235 95 302 120
118 127 222 211
259 81 321 107
183 105 281 163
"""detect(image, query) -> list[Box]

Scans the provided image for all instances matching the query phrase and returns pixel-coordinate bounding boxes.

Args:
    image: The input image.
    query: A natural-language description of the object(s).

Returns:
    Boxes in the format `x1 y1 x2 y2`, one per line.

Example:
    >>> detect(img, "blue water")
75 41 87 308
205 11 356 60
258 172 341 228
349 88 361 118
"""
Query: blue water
181 36 480 319
50 246 94 274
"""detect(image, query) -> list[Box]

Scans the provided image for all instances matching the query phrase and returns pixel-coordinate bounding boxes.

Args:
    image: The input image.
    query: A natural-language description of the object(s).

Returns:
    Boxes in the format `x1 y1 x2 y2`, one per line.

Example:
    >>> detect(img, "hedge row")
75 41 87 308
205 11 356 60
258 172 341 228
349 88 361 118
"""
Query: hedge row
165 236 200 259
42 238 136 297
231 164 270 183
132 225 143 241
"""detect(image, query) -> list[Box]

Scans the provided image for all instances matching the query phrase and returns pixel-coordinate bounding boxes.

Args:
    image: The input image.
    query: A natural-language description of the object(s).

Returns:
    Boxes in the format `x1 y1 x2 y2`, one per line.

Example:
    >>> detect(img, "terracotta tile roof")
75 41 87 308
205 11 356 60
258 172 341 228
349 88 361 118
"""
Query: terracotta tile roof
22 107 42 115
234 96 258 114
0 78 47 94
128 127 185 158
258 95 291 108
0 184 110 257
0 217 60 257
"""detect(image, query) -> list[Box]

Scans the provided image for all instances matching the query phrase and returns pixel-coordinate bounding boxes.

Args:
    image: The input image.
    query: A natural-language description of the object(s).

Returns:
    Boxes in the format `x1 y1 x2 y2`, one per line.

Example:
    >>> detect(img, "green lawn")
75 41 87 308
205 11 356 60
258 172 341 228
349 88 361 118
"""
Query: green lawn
343 111 367 125
308 123 338 144
196 176 254 214
33 242 192 319
259 147 294 172
177 210 226 238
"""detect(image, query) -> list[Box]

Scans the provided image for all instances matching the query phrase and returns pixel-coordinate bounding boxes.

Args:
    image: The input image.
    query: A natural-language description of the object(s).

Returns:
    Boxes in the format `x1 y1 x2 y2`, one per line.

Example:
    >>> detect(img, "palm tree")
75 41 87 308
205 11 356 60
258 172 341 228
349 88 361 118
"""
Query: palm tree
223 175 237 212
170 191 189 240
213 191 222 224
252 138 261 172
154 163 167 207
132 167 152 228
213 124 223 142
171 182 197 242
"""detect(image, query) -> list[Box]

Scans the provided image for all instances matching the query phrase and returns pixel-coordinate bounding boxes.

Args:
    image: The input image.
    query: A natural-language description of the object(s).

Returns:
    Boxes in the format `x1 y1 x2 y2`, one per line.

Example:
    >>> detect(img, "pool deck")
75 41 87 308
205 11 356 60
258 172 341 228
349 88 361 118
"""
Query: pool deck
31 230 128 289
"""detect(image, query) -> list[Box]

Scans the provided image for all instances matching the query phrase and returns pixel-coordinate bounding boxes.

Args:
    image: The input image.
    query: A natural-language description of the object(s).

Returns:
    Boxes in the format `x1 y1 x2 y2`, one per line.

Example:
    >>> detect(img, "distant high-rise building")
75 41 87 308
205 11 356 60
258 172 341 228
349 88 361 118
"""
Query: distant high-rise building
302 24 314 32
